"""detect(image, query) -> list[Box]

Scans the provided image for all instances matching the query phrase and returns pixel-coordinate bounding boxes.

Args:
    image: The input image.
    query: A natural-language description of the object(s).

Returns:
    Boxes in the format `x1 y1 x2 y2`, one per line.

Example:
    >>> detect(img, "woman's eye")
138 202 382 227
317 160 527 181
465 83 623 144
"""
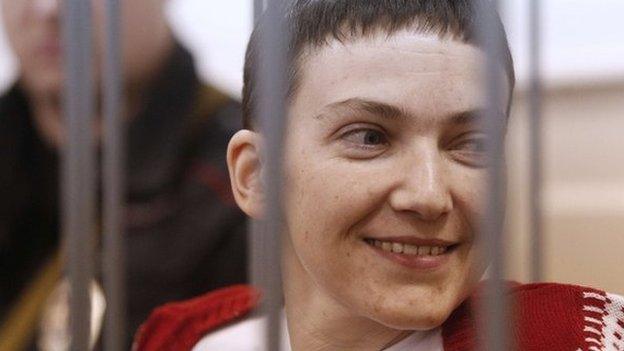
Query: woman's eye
449 134 490 167
342 129 388 147
458 138 486 153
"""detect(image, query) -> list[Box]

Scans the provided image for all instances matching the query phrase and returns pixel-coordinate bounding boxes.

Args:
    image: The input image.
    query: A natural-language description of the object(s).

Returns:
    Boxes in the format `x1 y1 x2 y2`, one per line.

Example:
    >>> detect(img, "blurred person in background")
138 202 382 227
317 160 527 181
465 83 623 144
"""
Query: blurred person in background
0 0 247 349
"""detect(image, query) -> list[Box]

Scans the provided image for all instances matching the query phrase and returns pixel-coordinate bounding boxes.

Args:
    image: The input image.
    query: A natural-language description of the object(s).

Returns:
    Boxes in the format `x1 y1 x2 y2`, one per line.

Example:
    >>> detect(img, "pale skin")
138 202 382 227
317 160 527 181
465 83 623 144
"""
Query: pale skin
1 0 173 147
228 29 510 350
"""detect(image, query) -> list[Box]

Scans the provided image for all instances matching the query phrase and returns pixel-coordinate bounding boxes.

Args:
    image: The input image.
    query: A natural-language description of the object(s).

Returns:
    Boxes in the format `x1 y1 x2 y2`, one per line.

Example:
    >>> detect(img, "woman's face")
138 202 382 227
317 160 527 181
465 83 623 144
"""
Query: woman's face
1 0 168 97
282 30 510 330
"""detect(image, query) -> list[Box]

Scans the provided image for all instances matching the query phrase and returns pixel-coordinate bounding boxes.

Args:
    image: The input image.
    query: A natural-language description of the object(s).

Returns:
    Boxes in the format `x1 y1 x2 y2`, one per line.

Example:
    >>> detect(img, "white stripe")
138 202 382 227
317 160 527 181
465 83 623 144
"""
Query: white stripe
584 326 602 336
584 316 603 325
583 292 607 301
583 305 604 314
602 293 624 350
585 337 601 345
588 346 602 351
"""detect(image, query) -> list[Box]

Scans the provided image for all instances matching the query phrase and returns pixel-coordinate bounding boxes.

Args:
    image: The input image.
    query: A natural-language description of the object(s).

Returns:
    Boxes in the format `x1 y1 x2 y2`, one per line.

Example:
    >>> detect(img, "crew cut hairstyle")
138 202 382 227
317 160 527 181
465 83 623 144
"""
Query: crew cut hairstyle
242 0 515 130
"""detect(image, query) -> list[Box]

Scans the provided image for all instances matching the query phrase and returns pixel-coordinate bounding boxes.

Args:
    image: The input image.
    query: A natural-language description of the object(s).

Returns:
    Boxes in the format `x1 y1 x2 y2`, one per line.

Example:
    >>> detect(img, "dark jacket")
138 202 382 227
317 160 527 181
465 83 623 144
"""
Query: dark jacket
0 44 248 349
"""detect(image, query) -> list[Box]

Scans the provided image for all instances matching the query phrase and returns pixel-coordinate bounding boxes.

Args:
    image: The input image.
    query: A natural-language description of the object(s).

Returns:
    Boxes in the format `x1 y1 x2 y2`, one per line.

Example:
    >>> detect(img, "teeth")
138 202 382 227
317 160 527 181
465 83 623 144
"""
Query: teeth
372 240 450 256
418 246 430 255
382 242 393 251
392 243 403 253
403 244 418 255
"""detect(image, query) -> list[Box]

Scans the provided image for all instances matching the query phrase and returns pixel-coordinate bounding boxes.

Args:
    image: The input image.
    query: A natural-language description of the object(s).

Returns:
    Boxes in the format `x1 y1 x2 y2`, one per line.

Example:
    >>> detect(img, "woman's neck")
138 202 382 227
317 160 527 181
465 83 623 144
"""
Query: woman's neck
283 250 411 351
285 305 412 351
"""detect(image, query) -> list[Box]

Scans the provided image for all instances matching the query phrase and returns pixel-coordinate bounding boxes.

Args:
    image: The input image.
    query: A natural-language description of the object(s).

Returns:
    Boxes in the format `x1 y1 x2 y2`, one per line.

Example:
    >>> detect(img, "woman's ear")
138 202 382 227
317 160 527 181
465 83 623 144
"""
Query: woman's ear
227 130 264 219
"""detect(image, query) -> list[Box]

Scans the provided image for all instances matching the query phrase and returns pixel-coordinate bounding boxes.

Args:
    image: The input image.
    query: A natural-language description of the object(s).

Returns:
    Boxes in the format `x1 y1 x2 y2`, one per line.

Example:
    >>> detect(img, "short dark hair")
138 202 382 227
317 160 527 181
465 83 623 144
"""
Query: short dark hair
242 0 515 130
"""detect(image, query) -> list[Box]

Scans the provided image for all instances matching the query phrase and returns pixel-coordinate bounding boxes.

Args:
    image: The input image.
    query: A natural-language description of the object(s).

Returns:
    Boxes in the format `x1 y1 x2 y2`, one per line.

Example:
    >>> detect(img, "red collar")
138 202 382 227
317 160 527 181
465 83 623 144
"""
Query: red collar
134 282 609 351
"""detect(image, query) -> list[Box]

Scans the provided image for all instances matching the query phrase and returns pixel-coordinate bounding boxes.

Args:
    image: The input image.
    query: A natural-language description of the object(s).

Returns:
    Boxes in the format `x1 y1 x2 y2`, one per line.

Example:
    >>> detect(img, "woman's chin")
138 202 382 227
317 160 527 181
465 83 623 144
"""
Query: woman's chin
369 306 453 331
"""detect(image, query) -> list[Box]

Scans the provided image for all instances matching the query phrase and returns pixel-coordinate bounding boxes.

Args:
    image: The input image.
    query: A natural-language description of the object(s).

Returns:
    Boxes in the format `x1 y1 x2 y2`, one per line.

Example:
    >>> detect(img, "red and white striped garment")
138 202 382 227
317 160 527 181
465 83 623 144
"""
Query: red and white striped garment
133 282 624 351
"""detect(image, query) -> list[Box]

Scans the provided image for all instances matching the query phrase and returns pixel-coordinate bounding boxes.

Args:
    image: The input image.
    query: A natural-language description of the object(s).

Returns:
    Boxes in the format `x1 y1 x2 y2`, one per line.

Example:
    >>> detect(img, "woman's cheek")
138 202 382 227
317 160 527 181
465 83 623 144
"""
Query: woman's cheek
450 168 487 217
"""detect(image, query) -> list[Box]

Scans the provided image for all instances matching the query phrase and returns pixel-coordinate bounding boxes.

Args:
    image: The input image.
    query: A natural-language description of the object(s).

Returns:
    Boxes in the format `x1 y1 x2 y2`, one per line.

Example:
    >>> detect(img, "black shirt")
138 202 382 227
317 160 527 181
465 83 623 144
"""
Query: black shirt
0 44 248 349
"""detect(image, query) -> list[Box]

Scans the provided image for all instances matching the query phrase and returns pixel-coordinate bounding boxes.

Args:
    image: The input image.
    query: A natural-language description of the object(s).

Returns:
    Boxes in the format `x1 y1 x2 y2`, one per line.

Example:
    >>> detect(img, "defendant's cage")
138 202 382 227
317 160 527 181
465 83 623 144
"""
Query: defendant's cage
61 0 544 350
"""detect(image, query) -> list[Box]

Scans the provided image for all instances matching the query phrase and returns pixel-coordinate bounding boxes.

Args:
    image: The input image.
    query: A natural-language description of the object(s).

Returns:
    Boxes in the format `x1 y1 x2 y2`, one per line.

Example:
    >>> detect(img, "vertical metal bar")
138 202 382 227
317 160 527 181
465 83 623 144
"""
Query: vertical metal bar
252 0 290 350
254 0 264 23
475 0 510 350
528 0 544 283
102 0 126 350
62 1 95 350
248 0 266 298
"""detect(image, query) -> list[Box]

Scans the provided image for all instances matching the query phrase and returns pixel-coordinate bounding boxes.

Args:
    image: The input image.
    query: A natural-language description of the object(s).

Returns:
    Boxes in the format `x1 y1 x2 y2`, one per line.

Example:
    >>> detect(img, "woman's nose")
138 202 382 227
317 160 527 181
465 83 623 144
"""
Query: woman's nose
388 149 453 221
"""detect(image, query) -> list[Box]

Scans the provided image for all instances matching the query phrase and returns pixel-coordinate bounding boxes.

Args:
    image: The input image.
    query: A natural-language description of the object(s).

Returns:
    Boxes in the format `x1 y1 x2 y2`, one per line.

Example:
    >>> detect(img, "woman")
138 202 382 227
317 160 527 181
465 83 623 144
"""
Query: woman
134 1 624 350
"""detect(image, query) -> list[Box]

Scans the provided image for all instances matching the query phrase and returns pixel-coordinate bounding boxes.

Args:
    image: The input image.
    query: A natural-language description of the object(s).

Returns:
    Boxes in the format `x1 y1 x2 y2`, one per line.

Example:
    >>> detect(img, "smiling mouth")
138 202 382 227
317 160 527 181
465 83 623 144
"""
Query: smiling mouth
363 238 459 257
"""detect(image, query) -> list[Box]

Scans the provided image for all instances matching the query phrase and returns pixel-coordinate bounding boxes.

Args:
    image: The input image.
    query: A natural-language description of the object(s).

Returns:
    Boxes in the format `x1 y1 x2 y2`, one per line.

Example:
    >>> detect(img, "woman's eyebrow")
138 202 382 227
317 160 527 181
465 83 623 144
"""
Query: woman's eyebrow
314 98 409 120
447 109 508 127
448 110 481 125
314 99 507 125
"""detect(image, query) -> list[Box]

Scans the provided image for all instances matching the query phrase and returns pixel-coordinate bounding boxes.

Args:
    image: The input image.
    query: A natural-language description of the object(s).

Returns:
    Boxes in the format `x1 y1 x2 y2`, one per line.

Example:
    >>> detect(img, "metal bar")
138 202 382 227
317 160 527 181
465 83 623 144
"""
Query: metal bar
249 0 267 293
102 0 126 350
62 0 95 350
474 0 510 350
252 0 290 350
528 0 544 283
254 0 264 23
248 0 266 298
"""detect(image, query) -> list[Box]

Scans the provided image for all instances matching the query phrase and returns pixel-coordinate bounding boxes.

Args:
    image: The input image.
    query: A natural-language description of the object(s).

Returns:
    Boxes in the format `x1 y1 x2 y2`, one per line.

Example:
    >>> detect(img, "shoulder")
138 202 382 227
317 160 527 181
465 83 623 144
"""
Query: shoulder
191 314 277 351
184 84 242 179
511 282 624 351
0 85 28 127
509 281 624 321
0 84 21 107
132 285 260 351
180 84 243 205
443 282 624 351
191 84 242 140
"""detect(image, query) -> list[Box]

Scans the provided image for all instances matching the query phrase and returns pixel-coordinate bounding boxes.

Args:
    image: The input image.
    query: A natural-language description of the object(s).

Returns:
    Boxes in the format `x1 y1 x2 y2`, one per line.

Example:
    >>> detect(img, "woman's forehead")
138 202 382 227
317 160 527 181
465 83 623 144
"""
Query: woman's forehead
292 30 510 122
